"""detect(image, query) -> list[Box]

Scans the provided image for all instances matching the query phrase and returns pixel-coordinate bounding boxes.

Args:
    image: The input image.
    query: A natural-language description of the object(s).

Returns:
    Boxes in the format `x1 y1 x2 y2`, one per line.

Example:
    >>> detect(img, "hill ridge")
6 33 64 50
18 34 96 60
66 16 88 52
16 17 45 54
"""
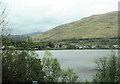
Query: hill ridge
32 11 118 41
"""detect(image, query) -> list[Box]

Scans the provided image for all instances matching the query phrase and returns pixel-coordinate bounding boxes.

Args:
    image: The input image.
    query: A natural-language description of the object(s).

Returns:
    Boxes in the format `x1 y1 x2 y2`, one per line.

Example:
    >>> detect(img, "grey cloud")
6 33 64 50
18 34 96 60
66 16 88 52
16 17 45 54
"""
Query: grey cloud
7 0 119 35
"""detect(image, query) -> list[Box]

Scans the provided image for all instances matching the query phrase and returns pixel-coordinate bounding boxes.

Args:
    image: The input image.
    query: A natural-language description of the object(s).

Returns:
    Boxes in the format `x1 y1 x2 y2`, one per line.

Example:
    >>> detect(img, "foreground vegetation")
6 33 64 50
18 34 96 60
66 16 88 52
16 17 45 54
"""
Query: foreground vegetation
2 37 79 83
93 51 120 83
2 36 120 83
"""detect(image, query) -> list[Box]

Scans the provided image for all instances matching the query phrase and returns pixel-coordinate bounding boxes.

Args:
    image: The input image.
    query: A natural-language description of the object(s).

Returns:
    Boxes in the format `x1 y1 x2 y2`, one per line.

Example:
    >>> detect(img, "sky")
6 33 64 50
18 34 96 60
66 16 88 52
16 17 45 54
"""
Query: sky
3 0 119 35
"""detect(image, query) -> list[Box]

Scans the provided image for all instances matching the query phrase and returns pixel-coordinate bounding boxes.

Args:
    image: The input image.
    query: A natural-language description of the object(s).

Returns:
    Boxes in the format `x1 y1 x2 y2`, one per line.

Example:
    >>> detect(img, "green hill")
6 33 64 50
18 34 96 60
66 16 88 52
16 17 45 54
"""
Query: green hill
32 11 118 41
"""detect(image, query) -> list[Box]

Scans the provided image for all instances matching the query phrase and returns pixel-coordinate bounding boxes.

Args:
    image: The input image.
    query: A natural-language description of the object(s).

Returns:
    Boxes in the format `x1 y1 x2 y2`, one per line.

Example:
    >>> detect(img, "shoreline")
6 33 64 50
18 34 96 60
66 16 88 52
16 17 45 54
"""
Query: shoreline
4 48 119 51
35 48 119 51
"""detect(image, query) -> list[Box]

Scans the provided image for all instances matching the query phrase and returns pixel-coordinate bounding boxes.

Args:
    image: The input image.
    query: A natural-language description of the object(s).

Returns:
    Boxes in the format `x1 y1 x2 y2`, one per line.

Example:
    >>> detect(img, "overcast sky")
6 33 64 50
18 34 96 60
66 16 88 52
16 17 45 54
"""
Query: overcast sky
4 0 119 35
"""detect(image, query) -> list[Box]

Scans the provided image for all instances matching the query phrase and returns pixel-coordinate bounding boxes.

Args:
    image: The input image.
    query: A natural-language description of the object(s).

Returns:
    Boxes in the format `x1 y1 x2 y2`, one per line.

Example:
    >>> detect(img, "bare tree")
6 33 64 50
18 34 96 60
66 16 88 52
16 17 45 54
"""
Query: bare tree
0 4 12 38
0 1 4 84
0 1 12 83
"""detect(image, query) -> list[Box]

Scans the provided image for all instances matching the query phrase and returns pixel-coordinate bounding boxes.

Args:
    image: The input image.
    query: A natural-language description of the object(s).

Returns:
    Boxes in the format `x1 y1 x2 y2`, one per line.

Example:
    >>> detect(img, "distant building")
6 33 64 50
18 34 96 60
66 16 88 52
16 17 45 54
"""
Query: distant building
35 48 39 50
1 46 5 49
54 45 59 48
83 46 89 49
113 45 119 48
75 45 83 49
61 45 68 48
91 45 96 49
105 46 110 48
46 46 51 48
8 46 16 49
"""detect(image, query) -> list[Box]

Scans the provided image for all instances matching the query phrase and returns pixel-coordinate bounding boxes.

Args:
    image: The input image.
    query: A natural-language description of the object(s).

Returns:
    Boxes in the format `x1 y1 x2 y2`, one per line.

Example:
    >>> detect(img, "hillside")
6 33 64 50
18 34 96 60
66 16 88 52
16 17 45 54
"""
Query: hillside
9 32 43 39
32 11 118 41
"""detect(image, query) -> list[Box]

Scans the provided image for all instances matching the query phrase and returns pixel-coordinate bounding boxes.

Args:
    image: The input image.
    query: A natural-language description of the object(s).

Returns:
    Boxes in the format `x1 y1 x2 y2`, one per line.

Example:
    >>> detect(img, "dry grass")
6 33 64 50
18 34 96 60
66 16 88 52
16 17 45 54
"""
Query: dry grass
32 11 118 41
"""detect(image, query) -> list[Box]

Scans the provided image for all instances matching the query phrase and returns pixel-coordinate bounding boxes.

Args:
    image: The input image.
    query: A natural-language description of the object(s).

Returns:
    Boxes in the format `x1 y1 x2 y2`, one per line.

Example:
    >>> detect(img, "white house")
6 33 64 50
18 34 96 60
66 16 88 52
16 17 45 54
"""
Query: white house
91 45 96 48
113 45 119 48
75 45 83 49
61 45 68 48
54 45 59 48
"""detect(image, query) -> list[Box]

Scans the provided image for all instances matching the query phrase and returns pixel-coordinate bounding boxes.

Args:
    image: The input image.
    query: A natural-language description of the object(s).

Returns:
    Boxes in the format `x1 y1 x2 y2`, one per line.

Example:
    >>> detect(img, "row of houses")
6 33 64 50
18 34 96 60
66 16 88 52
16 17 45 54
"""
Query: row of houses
1 45 120 50
75 45 120 49
75 45 94 49
46 44 120 49
50 44 68 48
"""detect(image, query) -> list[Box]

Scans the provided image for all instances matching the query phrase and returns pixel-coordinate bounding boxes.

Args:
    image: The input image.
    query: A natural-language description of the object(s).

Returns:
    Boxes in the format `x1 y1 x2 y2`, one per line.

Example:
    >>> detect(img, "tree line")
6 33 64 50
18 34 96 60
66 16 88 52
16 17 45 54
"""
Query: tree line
3 36 120 50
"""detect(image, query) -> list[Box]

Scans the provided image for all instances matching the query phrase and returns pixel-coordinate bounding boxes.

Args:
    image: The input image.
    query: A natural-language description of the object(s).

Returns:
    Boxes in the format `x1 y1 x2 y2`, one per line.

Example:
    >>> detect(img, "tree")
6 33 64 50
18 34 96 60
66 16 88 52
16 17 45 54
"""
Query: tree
48 41 54 48
0 1 12 38
42 50 61 82
60 67 79 83
93 51 120 82
2 23 45 83
2 48 45 83
59 44 62 47
42 51 79 83
0 1 9 83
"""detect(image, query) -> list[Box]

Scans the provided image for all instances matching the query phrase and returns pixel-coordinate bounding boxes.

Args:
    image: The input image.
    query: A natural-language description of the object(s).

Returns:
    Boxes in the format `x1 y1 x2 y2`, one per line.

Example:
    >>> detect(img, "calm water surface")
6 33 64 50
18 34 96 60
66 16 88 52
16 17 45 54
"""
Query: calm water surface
36 49 119 82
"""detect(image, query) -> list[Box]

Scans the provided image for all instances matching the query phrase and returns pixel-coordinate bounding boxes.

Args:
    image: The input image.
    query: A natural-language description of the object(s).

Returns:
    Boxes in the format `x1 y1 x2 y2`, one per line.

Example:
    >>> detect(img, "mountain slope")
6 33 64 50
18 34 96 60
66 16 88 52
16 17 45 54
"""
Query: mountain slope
9 32 43 39
32 11 118 41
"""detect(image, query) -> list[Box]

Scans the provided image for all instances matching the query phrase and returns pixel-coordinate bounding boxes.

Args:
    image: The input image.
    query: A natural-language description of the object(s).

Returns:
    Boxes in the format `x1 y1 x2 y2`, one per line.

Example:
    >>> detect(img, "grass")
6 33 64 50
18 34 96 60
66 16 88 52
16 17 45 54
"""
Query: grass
32 11 118 41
